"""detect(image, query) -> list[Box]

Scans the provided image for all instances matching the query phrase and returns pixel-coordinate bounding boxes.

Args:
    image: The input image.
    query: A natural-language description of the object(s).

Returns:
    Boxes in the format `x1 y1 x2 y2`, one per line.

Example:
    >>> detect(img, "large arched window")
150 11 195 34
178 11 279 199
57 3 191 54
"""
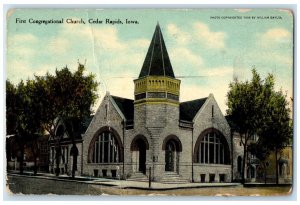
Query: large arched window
92 131 120 163
195 131 230 165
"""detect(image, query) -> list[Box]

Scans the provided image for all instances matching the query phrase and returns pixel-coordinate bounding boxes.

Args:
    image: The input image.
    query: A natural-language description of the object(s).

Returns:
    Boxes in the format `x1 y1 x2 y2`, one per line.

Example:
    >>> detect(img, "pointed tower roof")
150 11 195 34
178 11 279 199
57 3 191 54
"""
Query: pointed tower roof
139 23 175 78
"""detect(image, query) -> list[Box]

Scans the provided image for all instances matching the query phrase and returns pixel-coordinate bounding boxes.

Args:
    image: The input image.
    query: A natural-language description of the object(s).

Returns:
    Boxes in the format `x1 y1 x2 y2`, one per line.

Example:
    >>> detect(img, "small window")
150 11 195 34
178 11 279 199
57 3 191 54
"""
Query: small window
219 174 225 182
200 174 206 183
94 169 98 177
212 105 214 118
111 170 117 178
209 174 215 183
102 169 107 177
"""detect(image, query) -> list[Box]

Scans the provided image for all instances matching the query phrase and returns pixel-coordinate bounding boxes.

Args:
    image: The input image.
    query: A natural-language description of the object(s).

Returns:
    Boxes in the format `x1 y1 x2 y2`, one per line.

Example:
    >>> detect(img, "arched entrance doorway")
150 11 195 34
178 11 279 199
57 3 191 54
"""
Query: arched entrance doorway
162 136 182 173
131 135 149 174
165 140 176 171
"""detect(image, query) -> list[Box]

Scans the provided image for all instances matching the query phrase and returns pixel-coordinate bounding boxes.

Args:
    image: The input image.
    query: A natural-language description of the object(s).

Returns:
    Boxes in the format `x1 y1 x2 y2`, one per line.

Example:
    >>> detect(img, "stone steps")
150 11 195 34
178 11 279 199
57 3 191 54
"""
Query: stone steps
160 172 189 184
127 172 149 182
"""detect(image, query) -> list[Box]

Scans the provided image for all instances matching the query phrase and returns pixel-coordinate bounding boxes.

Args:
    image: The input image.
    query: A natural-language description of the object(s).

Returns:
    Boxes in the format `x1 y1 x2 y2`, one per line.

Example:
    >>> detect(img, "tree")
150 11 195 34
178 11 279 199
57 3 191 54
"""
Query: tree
35 63 98 177
258 90 292 184
6 80 42 174
248 142 270 184
6 63 98 177
226 69 274 183
6 80 18 136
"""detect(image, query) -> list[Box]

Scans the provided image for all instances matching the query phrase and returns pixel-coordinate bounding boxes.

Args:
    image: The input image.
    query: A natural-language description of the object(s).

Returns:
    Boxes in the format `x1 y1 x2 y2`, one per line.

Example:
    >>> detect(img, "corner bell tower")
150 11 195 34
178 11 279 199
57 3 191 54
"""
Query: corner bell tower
134 23 181 128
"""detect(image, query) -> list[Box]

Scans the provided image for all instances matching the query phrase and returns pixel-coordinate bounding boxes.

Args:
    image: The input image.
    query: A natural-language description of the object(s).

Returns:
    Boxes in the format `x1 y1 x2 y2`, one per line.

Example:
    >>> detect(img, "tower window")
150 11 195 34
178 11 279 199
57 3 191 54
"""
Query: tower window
212 105 214 118
135 93 146 100
167 93 179 101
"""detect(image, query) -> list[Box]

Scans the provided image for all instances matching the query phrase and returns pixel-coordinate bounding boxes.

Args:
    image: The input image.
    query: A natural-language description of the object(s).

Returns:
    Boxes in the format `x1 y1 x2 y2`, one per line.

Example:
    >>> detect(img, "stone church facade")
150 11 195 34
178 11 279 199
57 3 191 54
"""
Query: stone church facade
81 24 232 183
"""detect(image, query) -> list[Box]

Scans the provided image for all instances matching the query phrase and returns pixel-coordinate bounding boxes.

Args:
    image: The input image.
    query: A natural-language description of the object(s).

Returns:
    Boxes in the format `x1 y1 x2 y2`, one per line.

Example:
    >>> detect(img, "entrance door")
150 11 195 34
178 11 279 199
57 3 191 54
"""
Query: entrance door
165 141 175 171
137 139 146 174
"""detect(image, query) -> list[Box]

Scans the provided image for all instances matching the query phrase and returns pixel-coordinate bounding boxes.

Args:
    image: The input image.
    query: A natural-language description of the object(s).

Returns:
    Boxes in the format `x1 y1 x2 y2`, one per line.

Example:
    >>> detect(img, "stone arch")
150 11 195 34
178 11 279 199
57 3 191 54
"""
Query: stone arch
87 126 123 163
130 135 149 151
162 135 182 172
193 127 230 164
162 135 182 152
130 135 149 174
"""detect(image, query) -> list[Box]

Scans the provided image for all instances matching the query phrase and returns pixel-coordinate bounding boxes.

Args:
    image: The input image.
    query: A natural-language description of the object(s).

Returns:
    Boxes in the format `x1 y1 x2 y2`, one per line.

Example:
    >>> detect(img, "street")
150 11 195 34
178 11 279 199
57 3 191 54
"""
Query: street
6 174 292 197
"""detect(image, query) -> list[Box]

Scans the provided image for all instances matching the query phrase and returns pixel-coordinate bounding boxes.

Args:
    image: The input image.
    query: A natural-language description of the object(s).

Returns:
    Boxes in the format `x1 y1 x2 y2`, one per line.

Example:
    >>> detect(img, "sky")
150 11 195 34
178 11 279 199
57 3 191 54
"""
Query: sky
6 9 294 114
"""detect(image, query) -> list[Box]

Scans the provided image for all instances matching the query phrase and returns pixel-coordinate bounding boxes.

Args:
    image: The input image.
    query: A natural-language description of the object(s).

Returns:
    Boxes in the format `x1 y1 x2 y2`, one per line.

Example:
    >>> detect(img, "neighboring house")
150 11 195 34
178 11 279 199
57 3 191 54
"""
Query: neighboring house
48 116 93 176
6 134 49 172
228 117 292 184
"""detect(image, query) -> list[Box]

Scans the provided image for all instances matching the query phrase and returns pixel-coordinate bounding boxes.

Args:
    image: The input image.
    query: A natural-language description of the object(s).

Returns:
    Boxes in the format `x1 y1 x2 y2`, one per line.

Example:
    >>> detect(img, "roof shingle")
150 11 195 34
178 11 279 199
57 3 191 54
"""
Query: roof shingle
180 98 208 121
111 95 134 121
139 24 175 78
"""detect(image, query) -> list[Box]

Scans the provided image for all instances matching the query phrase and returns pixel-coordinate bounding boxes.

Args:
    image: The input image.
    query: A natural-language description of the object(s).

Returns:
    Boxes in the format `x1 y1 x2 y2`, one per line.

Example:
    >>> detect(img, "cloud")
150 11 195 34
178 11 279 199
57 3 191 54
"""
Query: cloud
10 33 38 43
180 80 230 115
102 73 134 100
47 37 70 54
171 47 203 66
278 9 293 16
200 66 233 77
93 27 127 51
7 33 38 58
129 39 150 49
167 22 226 49
261 28 291 42
193 22 226 49
234 9 252 13
256 28 292 49
7 61 33 84
167 23 191 45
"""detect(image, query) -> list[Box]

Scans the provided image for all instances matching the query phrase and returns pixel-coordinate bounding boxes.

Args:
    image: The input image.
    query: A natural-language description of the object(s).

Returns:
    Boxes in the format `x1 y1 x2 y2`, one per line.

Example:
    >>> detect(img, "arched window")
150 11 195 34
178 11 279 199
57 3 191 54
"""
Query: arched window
92 131 120 163
196 132 230 164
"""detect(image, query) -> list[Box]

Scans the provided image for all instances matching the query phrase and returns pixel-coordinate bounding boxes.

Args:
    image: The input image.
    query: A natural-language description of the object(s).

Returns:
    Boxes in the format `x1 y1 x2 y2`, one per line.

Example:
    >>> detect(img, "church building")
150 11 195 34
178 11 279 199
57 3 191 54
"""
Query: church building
80 24 232 183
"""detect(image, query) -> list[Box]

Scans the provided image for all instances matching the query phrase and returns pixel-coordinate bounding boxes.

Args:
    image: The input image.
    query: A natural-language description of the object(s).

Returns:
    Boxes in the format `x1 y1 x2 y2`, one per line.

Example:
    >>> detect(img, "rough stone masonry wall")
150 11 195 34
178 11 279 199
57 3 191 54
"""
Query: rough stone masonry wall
192 95 232 182
82 95 124 178
123 127 152 179
232 132 244 181
145 104 167 180
133 102 192 181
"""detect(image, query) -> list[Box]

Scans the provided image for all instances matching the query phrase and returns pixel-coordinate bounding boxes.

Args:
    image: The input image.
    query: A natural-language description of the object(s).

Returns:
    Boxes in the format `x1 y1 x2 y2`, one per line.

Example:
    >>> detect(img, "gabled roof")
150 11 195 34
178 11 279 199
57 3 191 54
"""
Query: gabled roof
225 115 239 132
111 95 134 121
139 23 175 78
65 117 94 139
180 97 208 121
81 115 94 133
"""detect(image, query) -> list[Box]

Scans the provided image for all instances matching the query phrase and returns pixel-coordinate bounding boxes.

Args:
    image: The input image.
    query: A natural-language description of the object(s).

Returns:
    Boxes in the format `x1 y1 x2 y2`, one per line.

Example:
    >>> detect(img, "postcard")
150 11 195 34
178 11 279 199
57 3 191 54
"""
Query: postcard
5 8 294 196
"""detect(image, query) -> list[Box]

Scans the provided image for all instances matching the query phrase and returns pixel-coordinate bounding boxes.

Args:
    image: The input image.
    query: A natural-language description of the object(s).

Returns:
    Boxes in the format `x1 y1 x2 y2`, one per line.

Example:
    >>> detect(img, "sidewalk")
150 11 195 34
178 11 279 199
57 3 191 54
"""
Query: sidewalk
7 171 241 190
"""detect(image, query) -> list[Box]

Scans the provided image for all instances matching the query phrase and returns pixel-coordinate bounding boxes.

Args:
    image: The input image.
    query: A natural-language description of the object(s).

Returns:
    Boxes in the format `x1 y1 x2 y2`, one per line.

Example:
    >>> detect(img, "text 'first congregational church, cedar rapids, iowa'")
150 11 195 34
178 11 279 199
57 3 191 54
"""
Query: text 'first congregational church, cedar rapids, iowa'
50 23 235 183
